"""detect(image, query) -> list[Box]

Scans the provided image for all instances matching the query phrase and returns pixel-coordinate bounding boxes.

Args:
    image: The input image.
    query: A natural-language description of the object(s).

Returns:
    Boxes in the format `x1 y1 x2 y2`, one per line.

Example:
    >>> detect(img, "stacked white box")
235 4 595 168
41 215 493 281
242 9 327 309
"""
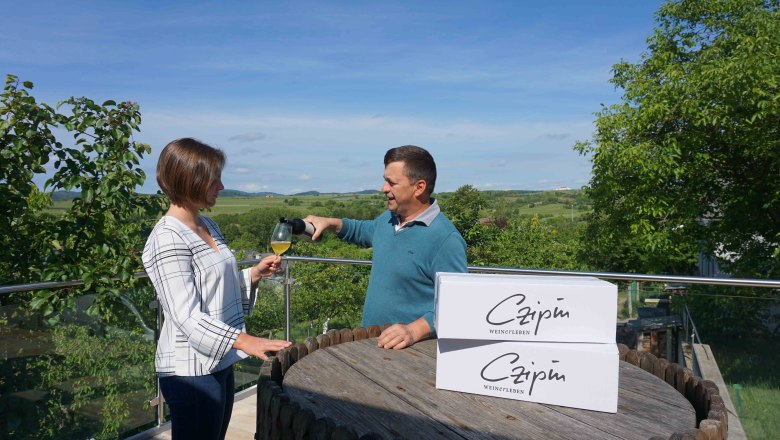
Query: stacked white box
433 273 619 413
436 339 619 412
434 273 617 343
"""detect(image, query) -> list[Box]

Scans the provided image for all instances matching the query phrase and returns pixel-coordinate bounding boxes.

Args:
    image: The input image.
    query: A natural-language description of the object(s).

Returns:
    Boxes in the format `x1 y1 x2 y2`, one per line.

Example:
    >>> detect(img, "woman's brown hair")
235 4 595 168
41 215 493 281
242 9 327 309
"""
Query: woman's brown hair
156 138 225 207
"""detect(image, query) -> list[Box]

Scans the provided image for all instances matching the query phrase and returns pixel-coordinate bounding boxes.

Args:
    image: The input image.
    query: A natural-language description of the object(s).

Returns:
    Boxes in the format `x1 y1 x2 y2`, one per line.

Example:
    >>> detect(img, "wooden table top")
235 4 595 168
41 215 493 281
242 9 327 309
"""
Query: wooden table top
282 338 696 440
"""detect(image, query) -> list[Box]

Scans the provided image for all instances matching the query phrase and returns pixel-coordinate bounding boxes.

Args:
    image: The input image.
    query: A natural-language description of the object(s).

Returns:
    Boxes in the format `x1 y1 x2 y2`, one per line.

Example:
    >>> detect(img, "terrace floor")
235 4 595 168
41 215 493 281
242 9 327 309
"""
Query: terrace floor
127 386 257 440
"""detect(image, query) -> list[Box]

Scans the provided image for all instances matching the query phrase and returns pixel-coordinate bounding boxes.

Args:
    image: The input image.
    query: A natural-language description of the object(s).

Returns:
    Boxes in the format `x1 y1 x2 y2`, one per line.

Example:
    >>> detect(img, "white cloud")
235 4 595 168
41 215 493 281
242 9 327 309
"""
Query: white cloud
238 183 268 192
133 108 595 194
228 132 267 143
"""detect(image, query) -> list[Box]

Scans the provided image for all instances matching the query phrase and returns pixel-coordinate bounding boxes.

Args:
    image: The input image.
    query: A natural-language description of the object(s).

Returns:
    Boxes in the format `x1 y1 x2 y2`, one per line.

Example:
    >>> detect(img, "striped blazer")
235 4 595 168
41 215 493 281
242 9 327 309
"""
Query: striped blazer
142 215 256 376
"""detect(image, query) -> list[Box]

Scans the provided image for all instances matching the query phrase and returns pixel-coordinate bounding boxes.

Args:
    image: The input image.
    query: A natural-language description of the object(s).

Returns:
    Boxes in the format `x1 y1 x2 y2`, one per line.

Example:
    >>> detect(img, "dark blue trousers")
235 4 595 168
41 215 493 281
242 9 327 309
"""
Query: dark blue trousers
159 366 235 440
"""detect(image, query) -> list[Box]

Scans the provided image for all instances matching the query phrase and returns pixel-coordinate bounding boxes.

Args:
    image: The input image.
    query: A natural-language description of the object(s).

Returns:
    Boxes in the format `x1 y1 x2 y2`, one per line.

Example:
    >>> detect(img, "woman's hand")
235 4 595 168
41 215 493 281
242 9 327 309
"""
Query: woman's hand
234 332 291 361
251 254 282 283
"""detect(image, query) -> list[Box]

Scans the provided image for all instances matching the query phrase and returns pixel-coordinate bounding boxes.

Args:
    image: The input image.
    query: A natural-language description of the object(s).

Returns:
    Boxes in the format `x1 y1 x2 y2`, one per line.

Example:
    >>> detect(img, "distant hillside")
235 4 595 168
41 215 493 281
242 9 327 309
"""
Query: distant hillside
54 188 562 200
481 189 543 197
52 191 81 201
290 190 381 196
220 189 284 197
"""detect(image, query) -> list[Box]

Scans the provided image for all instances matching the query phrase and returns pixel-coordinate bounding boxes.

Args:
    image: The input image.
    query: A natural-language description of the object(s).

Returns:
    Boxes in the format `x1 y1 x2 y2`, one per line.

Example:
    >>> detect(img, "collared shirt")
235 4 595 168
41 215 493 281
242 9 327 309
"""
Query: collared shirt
394 198 441 232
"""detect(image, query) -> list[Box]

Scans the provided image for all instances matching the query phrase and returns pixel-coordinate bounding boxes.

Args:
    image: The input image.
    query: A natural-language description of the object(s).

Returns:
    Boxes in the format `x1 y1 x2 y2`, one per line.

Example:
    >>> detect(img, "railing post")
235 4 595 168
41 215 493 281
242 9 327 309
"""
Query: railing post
156 302 165 426
284 257 291 342
146 299 166 427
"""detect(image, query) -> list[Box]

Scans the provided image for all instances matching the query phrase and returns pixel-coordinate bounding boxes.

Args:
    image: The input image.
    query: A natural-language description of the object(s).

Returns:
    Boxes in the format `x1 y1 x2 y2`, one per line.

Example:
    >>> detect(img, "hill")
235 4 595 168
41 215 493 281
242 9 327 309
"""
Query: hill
52 191 81 201
220 189 284 197
290 189 380 196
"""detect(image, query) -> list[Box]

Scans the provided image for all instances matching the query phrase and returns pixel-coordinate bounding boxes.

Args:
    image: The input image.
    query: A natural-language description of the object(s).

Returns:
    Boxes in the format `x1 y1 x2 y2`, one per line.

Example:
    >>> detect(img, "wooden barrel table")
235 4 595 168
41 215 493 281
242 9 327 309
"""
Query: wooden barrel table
257 329 726 439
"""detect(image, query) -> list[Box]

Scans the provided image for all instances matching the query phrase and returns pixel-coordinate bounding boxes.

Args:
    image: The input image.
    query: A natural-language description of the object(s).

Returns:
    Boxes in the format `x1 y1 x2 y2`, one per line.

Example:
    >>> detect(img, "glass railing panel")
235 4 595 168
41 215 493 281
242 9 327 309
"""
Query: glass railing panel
285 259 370 342
2 258 777 439
234 280 286 391
0 282 159 440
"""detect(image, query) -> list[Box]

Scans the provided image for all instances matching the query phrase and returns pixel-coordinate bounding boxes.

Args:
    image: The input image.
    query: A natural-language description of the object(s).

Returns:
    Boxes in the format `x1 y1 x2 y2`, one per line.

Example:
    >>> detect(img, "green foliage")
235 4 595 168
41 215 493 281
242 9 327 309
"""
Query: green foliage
245 283 286 337
238 222 374 336
728 382 780 440
683 286 779 338
215 208 305 253
212 195 385 255
710 335 780 439
0 75 167 320
576 0 780 278
469 215 584 270
1 75 59 289
287 238 371 331
439 184 486 248
31 324 155 440
1 75 164 439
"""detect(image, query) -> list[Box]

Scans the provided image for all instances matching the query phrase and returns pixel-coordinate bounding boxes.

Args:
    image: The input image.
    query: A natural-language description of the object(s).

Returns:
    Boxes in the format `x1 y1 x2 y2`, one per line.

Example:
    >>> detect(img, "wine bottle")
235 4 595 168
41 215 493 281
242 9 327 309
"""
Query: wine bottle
281 217 317 241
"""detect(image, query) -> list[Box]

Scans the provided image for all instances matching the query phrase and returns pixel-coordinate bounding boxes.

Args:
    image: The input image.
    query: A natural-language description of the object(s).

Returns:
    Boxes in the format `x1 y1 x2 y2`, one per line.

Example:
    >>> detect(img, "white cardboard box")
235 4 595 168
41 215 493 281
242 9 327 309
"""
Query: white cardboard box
436 339 619 413
434 273 617 343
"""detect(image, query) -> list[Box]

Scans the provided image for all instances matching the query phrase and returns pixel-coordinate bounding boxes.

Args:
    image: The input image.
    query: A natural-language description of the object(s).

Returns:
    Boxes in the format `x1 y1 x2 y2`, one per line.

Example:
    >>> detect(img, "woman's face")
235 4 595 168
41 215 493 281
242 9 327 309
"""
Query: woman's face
204 175 224 208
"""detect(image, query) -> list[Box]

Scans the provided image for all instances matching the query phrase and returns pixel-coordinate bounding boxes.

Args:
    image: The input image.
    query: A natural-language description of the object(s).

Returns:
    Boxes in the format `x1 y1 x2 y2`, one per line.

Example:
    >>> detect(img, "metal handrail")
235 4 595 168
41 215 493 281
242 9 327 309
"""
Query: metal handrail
3 256 779 295
0 271 149 295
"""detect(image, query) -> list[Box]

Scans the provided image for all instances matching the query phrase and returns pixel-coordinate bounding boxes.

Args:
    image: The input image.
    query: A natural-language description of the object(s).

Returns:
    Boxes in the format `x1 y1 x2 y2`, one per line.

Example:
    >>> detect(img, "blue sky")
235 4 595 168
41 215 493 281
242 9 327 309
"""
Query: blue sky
3 1 664 195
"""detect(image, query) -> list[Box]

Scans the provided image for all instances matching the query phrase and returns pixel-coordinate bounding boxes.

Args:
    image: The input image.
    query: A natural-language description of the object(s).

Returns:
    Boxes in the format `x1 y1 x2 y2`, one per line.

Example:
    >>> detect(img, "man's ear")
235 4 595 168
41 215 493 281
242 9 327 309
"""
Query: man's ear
414 179 427 198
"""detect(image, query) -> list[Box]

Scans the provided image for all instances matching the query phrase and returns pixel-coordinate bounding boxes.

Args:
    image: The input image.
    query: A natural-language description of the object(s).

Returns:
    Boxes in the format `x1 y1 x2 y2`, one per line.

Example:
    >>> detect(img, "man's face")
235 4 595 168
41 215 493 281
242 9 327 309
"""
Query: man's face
381 161 419 217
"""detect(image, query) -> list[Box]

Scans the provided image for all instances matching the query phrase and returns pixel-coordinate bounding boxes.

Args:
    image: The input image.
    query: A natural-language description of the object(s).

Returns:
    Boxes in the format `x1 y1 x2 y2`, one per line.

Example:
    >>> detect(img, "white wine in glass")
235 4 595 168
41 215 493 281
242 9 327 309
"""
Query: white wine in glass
270 221 292 256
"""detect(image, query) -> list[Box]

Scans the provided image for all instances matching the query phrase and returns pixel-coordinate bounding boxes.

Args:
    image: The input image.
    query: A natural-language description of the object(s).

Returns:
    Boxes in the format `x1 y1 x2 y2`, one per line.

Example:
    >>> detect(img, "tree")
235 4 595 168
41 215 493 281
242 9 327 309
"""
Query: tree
439 185 486 248
1 75 166 319
575 0 780 278
470 215 583 270
1 75 166 438
284 237 371 332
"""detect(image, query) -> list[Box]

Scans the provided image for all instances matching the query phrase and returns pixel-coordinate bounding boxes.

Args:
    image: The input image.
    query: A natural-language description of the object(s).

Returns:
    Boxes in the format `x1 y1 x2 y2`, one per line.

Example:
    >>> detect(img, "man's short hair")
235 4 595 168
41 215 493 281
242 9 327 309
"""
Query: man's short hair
156 138 225 207
384 145 437 195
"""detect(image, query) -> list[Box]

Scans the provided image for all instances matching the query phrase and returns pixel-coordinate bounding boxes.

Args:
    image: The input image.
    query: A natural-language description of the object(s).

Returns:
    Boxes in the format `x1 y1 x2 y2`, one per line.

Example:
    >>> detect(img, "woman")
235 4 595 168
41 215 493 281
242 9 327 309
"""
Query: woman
142 138 291 440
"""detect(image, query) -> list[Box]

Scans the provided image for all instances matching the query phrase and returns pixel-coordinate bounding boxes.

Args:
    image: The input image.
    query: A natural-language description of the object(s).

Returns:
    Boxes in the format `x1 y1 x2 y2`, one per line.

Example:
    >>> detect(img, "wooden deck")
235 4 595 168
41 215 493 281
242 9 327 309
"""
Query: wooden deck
127 386 258 440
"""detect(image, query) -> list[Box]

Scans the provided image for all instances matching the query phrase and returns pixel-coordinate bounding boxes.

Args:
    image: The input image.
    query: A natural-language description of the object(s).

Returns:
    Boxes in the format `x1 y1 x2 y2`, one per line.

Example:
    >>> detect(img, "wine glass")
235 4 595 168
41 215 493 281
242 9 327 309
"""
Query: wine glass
270 222 292 256
265 221 292 282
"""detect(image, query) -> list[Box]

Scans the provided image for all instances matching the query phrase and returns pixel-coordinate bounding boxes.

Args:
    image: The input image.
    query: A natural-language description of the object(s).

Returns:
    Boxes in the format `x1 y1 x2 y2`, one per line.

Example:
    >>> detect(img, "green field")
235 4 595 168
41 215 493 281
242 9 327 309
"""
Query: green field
47 189 592 220
207 193 384 215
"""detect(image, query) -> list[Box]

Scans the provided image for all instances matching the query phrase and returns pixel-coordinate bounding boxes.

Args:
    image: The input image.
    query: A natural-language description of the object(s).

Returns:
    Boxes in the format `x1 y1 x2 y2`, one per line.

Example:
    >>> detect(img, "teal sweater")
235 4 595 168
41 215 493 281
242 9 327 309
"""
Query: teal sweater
338 210 467 335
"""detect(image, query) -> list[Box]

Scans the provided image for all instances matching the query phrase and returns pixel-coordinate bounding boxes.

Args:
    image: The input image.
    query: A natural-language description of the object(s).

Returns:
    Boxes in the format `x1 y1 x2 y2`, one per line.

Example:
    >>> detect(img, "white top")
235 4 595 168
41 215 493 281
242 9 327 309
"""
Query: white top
142 215 256 376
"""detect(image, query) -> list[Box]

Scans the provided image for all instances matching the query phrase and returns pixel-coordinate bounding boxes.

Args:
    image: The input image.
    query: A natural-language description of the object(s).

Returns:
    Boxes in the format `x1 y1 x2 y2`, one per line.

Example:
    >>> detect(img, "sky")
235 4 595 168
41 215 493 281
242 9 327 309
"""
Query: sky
2 1 665 195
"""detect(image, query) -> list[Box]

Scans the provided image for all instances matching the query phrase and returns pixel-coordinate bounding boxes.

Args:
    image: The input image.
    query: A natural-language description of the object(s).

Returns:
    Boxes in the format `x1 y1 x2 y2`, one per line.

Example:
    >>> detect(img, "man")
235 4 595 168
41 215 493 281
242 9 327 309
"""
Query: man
305 145 467 349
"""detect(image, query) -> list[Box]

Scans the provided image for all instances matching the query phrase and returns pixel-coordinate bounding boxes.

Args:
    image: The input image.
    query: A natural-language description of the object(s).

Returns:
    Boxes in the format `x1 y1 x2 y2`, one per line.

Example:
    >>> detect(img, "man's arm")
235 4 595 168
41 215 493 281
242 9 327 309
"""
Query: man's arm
377 317 430 350
303 215 343 240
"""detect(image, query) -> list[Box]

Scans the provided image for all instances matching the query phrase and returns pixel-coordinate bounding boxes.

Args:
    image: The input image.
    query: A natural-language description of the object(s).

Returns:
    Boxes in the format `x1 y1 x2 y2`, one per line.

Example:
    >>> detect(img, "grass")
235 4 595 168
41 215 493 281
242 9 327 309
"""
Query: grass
727 382 780 440
709 336 780 440
208 193 384 215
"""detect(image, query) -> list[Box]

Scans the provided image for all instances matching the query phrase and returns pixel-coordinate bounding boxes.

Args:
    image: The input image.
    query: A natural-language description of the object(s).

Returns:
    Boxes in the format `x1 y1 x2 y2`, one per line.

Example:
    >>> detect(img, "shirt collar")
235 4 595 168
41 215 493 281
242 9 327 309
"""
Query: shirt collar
394 198 440 230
